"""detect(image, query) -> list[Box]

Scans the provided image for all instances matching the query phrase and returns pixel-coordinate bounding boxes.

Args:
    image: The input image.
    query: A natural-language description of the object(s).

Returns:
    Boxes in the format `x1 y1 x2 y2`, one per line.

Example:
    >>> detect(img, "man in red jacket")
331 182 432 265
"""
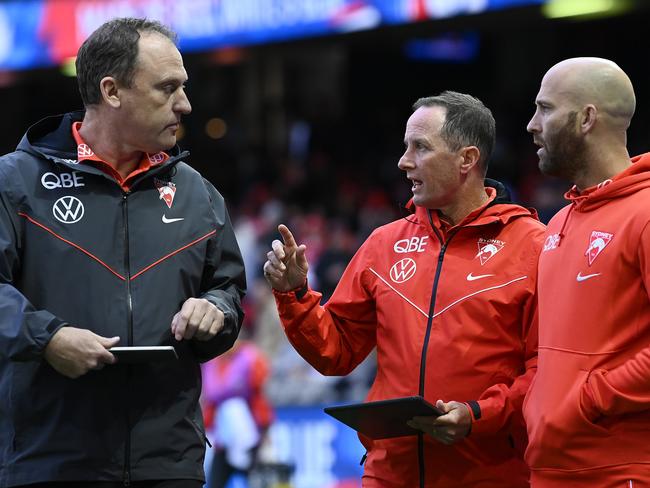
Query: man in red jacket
525 57 650 487
264 91 545 487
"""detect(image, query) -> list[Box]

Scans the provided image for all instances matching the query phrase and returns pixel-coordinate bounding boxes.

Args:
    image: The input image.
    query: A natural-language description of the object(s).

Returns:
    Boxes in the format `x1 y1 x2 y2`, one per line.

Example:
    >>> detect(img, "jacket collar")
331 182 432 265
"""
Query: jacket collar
17 111 185 173
405 179 539 234
564 152 650 212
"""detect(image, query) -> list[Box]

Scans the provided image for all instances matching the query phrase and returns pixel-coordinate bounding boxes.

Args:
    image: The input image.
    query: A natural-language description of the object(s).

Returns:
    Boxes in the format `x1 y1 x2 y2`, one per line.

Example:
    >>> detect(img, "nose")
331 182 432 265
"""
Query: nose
398 150 413 171
175 88 192 115
527 111 539 134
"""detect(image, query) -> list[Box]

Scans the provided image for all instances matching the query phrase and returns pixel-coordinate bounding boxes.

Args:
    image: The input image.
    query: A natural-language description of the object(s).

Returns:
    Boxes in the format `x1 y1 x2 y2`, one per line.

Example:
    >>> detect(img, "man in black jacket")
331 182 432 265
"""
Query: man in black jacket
0 18 246 488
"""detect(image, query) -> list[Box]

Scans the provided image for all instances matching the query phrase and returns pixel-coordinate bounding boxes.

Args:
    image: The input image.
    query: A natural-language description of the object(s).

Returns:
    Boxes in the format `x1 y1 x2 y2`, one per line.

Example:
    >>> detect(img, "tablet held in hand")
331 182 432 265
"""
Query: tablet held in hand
324 396 444 440
109 346 178 363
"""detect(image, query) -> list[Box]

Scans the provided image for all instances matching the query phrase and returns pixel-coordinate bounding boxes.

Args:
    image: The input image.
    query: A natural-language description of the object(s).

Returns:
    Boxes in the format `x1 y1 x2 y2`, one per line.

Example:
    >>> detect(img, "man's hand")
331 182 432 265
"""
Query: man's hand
407 400 472 445
171 297 225 341
263 224 309 292
44 327 119 379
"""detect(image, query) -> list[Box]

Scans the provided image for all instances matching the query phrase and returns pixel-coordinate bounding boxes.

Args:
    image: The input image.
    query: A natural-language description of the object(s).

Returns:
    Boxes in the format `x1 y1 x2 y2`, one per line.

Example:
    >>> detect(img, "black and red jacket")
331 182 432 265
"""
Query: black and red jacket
0 111 246 486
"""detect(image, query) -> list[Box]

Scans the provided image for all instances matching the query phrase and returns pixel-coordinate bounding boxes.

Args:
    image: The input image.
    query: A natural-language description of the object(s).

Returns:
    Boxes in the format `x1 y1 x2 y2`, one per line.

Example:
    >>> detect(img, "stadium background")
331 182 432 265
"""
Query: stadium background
1 1 649 486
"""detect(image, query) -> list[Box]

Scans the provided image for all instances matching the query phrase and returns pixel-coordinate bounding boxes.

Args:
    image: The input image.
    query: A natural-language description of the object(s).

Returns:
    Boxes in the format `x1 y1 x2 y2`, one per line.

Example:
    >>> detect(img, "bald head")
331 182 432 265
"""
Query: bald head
543 57 635 129
529 57 635 187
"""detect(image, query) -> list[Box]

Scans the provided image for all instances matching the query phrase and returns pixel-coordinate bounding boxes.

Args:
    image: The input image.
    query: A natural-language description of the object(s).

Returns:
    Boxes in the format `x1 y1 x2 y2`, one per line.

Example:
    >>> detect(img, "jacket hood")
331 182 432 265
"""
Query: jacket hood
566 152 650 212
17 111 183 165
406 178 539 230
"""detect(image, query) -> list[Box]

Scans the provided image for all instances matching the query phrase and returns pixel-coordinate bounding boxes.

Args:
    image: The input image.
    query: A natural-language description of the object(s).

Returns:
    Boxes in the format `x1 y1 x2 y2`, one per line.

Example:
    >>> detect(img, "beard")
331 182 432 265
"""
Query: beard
538 111 587 181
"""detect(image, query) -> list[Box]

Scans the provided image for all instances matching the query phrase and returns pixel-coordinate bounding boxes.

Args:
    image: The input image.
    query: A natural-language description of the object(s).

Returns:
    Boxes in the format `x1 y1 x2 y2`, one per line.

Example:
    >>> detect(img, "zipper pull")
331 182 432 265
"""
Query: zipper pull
359 452 367 465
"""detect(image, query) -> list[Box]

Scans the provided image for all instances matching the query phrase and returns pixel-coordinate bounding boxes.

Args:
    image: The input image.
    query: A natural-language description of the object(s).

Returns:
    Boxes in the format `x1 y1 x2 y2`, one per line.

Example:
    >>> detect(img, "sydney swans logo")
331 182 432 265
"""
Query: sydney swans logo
585 231 613 266
476 238 504 265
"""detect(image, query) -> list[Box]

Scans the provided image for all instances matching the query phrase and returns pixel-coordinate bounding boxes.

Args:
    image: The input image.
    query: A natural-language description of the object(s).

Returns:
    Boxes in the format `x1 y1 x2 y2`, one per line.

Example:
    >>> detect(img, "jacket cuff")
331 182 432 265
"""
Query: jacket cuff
465 400 482 422
294 280 308 300
38 319 68 356
272 280 309 301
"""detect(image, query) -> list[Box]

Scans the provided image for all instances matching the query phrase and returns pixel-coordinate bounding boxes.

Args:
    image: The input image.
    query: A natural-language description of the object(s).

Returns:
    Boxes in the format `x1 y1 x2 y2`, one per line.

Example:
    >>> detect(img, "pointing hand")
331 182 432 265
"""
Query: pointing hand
263 224 309 292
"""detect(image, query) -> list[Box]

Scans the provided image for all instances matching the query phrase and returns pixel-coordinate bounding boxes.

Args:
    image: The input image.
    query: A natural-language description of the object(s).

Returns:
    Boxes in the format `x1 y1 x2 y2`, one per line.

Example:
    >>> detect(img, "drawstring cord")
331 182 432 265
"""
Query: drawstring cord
556 202 575 247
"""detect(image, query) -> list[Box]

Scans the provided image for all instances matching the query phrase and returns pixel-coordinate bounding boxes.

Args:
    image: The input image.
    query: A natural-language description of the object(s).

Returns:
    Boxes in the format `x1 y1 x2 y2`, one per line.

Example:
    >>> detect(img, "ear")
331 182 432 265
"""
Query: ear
459 146 481 176
99 76 121 109
580 105 597 134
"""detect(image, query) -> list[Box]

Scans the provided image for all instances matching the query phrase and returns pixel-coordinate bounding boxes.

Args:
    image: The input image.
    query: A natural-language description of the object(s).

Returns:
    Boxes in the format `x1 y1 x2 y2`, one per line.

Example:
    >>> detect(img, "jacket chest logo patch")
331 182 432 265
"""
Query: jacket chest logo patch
52 195 84 224
41 171 85 190
476 238 504 265
390 258 417 283
585 231 613 266
77 143 94 158
154 178 177 209
148 152 166 164
393 236 429 253
543 233 561 251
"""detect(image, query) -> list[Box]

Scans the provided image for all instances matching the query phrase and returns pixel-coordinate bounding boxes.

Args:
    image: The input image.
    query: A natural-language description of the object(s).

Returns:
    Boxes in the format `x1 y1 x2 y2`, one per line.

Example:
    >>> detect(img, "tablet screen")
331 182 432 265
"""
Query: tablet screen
324 396 443 439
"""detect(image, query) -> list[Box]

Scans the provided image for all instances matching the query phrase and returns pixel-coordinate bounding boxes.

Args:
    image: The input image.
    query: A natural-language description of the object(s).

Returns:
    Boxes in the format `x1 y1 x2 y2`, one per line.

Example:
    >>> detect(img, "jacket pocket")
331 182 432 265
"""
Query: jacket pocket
577 370 608 432
185 415 212 447
550 370 610 436
525 368 610 470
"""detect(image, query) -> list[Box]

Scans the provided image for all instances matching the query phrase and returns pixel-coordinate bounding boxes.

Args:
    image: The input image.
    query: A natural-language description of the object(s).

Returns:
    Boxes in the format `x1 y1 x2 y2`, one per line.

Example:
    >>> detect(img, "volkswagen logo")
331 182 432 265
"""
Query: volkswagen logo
52 196 84 224
389 258 417 283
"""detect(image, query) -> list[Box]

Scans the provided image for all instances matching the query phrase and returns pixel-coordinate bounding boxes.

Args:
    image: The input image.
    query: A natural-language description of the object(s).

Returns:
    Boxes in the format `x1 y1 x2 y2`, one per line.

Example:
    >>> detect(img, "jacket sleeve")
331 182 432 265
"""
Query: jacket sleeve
0 164 67 361
273 237 378 376
469 296 538 435
581 221 650 419
190 180 246 363
469 222 543 436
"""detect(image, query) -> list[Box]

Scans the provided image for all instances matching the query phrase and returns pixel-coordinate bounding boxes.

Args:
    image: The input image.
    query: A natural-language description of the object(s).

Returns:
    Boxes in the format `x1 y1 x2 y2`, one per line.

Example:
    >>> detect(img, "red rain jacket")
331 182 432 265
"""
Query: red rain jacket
525 153 650 487
275 185 544 487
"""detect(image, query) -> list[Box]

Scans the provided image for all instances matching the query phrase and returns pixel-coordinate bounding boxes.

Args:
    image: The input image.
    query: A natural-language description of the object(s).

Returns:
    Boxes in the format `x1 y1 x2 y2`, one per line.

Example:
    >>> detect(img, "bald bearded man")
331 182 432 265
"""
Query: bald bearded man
524 57 650 486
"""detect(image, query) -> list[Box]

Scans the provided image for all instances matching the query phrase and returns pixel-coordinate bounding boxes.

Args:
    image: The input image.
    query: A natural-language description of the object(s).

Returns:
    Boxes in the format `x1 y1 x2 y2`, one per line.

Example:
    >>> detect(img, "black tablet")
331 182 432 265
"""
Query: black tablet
109 346 178 363
324 396 443 440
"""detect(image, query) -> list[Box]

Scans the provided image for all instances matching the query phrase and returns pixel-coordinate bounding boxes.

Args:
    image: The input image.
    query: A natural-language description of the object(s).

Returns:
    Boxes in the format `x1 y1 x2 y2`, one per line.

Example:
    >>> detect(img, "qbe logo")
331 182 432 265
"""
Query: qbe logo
394 236 428 253
389 258 417 283
53 196 84 224
543 234 560 252
41 171 85 190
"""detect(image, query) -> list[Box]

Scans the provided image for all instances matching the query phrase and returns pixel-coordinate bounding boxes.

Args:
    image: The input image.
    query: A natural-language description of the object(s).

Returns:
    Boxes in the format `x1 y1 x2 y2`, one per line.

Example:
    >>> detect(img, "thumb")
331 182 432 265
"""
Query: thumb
436 399 452 413
97 335 121 349
295 244 309 269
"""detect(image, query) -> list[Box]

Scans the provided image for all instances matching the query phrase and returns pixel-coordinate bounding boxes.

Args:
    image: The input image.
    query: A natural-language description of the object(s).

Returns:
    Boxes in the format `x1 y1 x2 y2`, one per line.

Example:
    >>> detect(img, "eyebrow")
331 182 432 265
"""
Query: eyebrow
156 73 188 85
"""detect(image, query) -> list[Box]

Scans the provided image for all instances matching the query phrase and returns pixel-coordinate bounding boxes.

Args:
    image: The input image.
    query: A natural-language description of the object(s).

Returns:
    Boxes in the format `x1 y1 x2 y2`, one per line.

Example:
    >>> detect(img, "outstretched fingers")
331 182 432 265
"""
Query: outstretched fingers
278 224 298 250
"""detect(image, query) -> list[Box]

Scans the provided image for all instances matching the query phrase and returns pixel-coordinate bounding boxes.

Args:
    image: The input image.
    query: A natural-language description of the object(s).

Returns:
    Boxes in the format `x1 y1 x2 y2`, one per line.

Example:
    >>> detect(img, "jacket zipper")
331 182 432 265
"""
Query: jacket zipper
122 192 133 486
417 217 460 488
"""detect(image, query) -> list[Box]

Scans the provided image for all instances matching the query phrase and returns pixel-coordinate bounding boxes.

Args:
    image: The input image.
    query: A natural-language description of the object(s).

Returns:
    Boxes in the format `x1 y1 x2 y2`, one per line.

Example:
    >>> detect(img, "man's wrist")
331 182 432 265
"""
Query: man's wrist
294 279 308 300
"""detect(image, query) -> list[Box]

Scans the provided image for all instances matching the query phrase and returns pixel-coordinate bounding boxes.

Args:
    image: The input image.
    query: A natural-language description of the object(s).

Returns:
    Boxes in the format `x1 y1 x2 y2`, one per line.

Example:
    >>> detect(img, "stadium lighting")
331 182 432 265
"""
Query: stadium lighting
60 57 76 77
542 0 633 19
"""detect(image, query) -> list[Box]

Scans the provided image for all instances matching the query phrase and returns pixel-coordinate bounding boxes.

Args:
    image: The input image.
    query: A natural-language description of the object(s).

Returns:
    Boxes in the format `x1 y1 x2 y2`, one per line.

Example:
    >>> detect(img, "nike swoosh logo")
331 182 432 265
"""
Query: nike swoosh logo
466 273 494 281
162 214 184 224
576 272 601 282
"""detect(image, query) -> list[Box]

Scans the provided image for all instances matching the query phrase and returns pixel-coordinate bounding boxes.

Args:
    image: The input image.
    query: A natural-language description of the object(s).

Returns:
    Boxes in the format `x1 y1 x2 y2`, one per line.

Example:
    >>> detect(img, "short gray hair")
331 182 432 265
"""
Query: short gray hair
413 91 496 174
76 17 177 106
